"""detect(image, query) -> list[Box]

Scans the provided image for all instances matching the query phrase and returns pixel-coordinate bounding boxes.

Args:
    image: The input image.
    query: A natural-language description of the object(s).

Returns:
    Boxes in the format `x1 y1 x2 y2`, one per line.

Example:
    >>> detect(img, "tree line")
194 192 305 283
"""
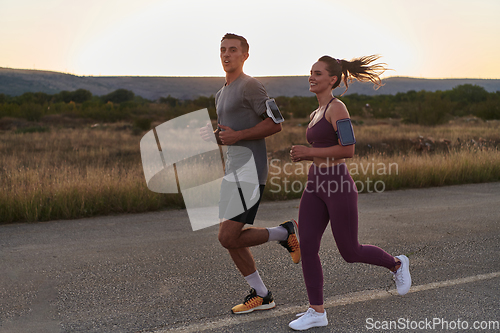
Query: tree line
0 84 498 126
275 84 500 125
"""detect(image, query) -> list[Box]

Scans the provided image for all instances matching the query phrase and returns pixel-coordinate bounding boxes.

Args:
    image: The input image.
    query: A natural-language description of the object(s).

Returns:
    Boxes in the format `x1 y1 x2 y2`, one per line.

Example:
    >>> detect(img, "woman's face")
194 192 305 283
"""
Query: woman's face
308 61 337 94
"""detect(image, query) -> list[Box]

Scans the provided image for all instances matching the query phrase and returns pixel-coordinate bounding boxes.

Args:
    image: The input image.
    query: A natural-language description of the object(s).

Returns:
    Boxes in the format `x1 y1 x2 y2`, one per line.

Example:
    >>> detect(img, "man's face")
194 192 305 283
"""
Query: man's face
220 38 248 74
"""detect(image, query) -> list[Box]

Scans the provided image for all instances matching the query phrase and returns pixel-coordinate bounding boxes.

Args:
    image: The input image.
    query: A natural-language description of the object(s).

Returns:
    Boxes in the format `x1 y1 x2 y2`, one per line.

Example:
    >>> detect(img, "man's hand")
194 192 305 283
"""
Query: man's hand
218 124 242 145
199 122 215 143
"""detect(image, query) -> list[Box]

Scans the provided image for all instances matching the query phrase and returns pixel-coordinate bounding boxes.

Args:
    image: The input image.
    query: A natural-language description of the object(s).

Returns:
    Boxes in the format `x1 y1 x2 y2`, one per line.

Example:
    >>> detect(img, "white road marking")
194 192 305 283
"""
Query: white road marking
156 271 500 332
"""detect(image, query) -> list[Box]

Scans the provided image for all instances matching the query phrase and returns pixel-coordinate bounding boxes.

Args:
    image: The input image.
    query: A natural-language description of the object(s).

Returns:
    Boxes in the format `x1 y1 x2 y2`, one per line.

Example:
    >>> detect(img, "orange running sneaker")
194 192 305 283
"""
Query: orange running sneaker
279 219 301 264
231 288 276 314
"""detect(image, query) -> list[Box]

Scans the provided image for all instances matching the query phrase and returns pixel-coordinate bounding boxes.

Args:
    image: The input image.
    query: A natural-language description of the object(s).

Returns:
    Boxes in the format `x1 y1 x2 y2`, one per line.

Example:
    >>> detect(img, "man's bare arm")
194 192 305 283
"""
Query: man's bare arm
218 118 282 145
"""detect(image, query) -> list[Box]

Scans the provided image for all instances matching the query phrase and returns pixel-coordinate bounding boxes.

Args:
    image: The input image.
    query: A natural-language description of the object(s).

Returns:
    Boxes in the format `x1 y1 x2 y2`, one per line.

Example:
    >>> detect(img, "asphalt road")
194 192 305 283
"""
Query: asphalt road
1 182 499 333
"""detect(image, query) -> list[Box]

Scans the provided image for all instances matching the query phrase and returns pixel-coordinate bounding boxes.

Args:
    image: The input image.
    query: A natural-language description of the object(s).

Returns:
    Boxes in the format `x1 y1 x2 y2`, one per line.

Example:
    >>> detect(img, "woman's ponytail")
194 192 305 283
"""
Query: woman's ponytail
319 55 388 95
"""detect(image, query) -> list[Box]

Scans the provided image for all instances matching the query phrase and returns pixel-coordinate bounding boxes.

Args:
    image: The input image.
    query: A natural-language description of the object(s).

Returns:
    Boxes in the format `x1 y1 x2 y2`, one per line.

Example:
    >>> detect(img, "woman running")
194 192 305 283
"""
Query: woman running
288 55 411 331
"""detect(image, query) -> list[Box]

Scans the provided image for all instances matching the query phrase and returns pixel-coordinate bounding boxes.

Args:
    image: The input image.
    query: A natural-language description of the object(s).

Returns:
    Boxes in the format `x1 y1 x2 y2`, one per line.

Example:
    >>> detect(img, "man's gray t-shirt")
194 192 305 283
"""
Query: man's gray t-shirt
215 73 269 185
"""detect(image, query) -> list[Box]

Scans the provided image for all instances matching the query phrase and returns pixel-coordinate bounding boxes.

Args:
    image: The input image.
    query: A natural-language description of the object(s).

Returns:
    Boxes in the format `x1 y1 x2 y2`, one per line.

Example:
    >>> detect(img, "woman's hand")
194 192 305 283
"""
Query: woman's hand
290 145 312 162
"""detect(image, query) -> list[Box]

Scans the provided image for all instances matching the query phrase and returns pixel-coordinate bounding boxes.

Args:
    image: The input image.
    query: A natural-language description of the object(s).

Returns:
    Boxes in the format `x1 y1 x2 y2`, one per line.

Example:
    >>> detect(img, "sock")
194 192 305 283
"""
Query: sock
244 271 268 297
266 226 288 242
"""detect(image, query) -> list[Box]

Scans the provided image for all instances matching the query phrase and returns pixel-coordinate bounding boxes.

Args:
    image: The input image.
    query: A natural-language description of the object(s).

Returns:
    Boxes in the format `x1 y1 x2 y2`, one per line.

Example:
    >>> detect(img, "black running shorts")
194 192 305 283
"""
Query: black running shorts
219 181 265 225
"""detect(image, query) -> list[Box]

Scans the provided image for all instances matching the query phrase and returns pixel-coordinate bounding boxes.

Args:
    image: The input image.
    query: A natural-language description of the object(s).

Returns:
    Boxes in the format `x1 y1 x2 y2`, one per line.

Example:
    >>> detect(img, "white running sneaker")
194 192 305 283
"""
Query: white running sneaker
289 308 328 331
393 255 411 295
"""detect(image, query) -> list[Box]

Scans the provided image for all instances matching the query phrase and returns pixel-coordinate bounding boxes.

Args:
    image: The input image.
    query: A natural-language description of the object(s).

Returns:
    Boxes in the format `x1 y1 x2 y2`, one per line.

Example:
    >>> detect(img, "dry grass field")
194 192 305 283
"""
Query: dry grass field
1 117 499 223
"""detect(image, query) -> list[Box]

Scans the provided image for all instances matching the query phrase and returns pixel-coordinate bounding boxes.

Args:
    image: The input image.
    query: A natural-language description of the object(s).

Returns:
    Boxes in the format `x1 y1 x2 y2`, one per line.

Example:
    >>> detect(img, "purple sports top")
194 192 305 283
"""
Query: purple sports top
306 98 339 148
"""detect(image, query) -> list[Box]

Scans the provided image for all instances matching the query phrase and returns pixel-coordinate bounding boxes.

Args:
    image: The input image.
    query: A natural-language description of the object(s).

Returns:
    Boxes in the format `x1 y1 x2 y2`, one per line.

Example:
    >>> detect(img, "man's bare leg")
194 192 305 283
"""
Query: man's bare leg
227 247 256 277
218 220 269 276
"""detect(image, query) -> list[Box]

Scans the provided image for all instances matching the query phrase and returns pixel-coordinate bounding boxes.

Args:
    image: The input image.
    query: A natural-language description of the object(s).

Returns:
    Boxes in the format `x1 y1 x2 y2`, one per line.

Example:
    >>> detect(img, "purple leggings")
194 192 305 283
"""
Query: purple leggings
298 163 396 305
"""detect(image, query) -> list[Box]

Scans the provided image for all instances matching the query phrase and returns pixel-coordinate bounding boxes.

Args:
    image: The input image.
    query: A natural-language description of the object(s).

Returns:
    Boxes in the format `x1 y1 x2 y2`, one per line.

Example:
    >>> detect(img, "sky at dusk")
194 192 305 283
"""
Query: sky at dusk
1 0 499 79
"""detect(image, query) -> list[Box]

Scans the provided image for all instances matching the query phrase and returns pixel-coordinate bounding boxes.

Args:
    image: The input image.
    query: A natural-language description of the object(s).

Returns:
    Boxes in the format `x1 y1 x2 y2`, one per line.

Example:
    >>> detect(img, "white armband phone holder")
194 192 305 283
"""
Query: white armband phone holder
261 99 284 124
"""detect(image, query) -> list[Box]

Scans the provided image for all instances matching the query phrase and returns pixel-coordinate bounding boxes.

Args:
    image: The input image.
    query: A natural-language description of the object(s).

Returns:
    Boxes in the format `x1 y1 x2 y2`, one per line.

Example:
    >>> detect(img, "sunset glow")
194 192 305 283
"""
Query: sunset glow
1 0 499 78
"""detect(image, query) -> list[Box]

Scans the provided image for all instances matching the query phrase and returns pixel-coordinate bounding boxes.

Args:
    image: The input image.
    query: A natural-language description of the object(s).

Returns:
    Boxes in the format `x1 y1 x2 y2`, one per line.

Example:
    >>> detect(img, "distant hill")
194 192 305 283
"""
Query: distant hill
1 67 499 100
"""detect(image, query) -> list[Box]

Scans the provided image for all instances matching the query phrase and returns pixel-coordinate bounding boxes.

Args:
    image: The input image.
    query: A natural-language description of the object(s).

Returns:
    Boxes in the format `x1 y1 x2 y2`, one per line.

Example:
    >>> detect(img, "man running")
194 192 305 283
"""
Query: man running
213 33 300 314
